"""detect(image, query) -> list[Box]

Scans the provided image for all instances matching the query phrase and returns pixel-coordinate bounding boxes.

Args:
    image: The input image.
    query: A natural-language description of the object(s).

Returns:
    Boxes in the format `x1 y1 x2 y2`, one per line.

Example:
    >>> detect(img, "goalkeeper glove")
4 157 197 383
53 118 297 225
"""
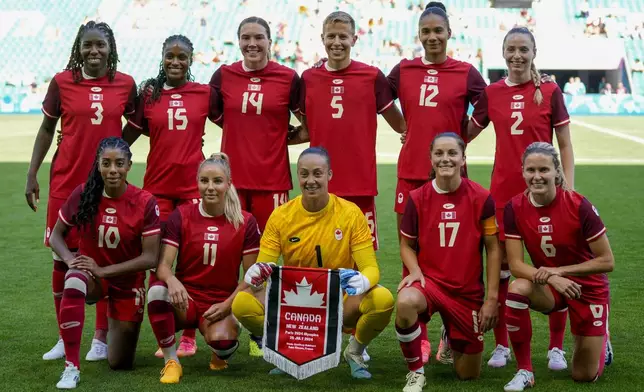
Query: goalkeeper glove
244 263 275 288
339 268 371 296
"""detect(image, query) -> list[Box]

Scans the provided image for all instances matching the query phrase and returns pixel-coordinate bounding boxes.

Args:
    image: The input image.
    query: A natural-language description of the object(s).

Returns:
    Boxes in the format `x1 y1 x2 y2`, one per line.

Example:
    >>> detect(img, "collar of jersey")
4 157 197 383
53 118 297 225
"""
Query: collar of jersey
297 194 332 216
242 61 267 72
504 78 531 88
102 184 128 199
432 179 462 194
421 56 448 66
82 68 99 80
324 60 352 72
528 188 560 208
199 201 225 219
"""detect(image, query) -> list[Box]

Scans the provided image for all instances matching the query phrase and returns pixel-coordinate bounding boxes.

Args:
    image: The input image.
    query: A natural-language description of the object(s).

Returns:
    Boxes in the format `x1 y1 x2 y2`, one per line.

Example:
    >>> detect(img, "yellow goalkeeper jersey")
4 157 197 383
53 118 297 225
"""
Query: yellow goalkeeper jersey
260 194 373 271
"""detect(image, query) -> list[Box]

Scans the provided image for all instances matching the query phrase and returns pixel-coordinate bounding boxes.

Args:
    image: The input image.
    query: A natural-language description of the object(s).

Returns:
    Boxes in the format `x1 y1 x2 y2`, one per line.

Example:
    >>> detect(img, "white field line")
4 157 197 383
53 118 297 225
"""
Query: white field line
571 119 644 145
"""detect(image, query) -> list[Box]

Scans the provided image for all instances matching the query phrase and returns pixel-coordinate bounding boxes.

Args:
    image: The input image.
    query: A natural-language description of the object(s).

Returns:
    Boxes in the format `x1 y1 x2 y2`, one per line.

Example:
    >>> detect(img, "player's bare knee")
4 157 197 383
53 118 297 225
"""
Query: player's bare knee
572 368 598 383
108 356 134 371
396 288 424 316
508 278 533 296
454 354 481 380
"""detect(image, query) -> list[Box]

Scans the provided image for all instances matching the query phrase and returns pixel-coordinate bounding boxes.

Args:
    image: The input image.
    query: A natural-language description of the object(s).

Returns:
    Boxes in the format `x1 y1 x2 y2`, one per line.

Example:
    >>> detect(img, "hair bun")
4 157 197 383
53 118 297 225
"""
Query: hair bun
209 152 229 162
425 1 446 12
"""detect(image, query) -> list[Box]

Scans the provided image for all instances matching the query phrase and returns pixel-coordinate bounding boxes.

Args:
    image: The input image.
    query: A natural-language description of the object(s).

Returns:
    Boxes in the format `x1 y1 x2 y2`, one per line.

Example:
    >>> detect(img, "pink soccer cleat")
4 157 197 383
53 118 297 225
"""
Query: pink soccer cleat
176 336 197 358
421 340 432 364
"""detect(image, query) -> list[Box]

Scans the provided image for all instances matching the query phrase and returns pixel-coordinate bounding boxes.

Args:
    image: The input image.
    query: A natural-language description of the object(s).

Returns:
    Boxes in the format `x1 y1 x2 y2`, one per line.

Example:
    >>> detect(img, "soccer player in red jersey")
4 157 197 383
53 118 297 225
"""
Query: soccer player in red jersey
468 27 575 370
147 153 260 384
209 16 301 234
123 34 220 357
48 137 161 389
291 11 406 251
387 1 487 363
395 132 501 391
502 142 614 392
25 21 137 363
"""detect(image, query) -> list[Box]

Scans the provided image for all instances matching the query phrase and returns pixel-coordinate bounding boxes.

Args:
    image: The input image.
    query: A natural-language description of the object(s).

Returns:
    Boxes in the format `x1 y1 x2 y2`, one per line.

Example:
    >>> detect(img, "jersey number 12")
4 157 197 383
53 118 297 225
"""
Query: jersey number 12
419 85 439 107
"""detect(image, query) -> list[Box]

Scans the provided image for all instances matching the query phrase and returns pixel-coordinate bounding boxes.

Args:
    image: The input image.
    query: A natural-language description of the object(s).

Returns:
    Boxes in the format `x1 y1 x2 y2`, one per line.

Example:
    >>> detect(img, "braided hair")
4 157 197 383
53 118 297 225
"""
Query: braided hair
74 137 132 228
65 21 119 83
139 35 195 104
503 27 543 105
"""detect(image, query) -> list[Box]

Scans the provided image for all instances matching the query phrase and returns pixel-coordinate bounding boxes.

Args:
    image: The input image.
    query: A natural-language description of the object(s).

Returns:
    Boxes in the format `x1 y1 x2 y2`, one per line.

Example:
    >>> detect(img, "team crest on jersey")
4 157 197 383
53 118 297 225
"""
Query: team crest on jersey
332 79 343 85
207 226 219 232
171 94 182 99
89 93 103 101
512 95 524 100
91 87 102 92
511 102 524 110
397 192 404 204
442 203 455 210
248 84 262 92
169 100 183 107
105 208 116 214
441 211 456 220
538 224 553 233
331 86 344 94
204 233 219 242
426 69 438 75
102 215 117 225
424 76 438 84
250 77 261 83
334 228 343 240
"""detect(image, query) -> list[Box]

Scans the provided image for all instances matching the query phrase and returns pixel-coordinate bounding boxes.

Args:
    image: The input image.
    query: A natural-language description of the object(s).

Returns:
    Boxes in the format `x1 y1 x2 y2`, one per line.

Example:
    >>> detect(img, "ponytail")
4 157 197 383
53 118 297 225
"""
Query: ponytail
530 62 543 105
522 142 569 191
199 152 244 230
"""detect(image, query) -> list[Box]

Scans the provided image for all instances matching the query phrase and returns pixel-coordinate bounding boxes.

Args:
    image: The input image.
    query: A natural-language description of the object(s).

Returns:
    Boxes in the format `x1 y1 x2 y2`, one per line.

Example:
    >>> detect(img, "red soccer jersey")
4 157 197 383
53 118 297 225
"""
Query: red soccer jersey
59 184 161 287
128 82 219 199
43 71 137 199
162 203 261 304
400 178 495 298
209 61 299 192
300 61 394 196
504 189 609 302
388 57 486 181
471 79 570 206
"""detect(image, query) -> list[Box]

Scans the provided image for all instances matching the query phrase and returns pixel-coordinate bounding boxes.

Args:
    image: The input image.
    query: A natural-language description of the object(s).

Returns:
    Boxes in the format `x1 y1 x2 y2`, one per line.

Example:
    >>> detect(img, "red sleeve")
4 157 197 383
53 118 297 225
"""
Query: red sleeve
243 215 261 255
162 208 182 248
374 69 394 113
400 198 419 239
481 194 496 220
208 85 223 123
466 66 486 105
387 62 401 100
299 73 308 115
124 81 137 116
503 201 521 239
127 93 147 131
42 77 61 118
58 185 83 226
470 89 489 129
289 72 301 113
550 86 570 128
142 196 161 237
579 198 606 242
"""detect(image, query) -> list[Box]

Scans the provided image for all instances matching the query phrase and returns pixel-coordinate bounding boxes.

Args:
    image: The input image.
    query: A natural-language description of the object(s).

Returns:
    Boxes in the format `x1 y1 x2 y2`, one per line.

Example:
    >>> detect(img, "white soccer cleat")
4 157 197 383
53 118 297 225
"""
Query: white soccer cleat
403 371 426 392
488 344 511 368
56 361 80 389
504 369 534 392
85 339 107 361
349 335 371 362
605 338 613 366
44 337 66 360
547 347 567 371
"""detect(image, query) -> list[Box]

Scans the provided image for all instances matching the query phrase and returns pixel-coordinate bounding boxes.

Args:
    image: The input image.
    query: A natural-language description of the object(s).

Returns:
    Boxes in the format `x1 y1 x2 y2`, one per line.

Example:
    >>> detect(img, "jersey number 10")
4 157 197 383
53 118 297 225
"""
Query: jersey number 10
98 225 120 249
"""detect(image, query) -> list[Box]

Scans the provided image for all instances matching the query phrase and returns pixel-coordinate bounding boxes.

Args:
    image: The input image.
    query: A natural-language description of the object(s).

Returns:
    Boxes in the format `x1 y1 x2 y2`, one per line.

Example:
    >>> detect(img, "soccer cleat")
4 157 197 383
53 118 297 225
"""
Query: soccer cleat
344 346 372 379
85 339 108 361
349 335 371 362
160 360 182 384
249 339 263 357
176 336 197 358
421 340 431 364
403 371 426 392
504 369 535 392
269 367 287 375
209 353 228 371
56 362 80 389
547 347 567 371
435 339 452 364
154 347 164 359
605 337 613 366
43 337 66 361
488 344 511 368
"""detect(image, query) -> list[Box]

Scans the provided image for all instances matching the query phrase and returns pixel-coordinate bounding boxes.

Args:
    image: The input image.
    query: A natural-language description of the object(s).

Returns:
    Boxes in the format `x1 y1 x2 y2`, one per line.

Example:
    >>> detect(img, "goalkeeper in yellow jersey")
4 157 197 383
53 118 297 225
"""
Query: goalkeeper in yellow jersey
232 147 394 379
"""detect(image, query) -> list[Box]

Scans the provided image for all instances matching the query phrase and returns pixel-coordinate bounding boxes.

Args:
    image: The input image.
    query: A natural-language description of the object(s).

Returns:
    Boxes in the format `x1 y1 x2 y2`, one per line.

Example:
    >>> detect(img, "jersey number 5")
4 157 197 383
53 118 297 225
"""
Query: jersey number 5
331 96 343 118
438 222 459 247
242 92 263 114
98 225 120 249
167 108 188 130
419 84 439 107
203 243 218 266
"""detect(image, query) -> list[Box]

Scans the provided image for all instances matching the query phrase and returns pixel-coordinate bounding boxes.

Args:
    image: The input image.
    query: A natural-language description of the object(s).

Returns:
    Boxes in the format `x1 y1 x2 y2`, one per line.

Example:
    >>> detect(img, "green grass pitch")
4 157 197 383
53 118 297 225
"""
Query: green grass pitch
0 115 643 391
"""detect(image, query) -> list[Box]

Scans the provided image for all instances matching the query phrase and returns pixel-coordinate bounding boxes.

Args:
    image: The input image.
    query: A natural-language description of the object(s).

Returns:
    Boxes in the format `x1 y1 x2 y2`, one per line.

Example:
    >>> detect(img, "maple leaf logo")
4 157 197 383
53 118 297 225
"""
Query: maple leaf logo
282 277 325 308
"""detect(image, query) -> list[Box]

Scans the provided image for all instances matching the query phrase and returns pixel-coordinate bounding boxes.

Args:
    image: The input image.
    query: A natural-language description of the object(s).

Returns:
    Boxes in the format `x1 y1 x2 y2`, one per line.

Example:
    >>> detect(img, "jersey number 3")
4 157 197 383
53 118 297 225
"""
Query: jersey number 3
91 102 103 125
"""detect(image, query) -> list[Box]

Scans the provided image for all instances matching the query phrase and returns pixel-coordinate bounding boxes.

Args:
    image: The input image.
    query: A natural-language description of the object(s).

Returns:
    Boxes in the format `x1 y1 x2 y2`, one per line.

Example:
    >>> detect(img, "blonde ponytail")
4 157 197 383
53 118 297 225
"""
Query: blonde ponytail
530 62 543 106
199 152 245 229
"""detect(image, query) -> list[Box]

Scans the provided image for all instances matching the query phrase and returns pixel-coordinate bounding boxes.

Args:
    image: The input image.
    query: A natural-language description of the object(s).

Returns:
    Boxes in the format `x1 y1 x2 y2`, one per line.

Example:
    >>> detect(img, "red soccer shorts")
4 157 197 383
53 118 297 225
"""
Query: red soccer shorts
156 196 200 222
45 196 80 249
97 277 146 323
411 279 484 354
183 297 230 329
343 196 379 250
547 286 609 337
237 189 289 232
394 179 427 214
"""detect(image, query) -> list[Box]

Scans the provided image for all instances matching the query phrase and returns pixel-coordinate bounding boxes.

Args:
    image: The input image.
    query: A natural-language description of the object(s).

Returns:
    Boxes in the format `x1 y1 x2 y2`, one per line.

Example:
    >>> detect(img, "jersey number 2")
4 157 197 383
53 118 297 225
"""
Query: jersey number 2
511 112 524 135
438 222 459 247
203 243 218 266
419 85 439 107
